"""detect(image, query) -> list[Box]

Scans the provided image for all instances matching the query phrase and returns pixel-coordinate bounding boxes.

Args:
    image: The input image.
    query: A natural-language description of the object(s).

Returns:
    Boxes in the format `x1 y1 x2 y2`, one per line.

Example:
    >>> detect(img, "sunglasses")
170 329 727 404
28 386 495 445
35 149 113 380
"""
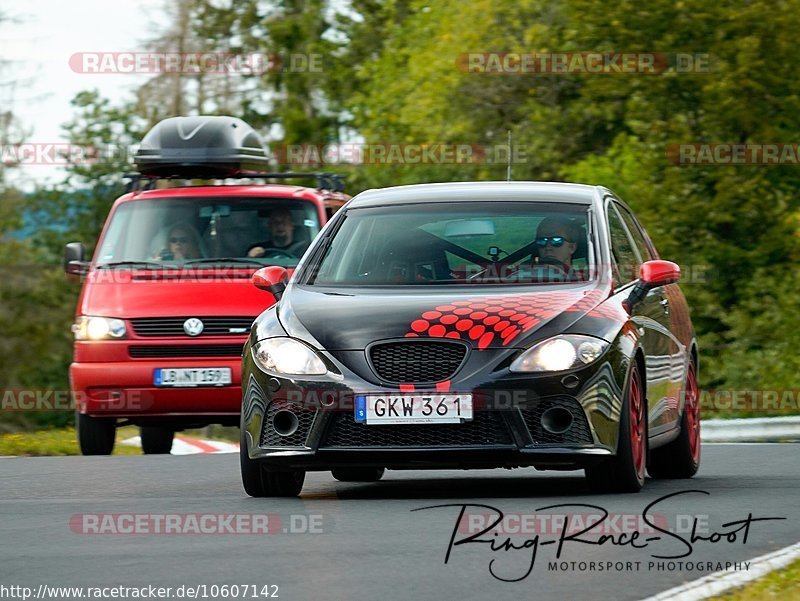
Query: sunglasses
170 236 190 244
535 236 571 248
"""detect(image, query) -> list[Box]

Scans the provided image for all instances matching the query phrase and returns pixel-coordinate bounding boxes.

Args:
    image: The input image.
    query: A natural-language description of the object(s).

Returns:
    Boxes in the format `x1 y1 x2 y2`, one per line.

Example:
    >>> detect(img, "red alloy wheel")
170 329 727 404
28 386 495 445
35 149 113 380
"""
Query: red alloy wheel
629 372 646 481
685 364 700 463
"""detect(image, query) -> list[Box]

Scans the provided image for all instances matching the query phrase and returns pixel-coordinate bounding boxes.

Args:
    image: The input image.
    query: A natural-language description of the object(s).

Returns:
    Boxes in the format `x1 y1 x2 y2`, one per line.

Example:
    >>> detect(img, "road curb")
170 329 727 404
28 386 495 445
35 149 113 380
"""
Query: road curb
701 416 800 442
639 541 800 601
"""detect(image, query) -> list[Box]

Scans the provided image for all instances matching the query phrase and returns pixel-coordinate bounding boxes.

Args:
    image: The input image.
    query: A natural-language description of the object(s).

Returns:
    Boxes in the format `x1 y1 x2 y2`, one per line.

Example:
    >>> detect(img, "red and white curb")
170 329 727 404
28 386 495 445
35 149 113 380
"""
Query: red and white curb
121 436 239 455
639 541 800 601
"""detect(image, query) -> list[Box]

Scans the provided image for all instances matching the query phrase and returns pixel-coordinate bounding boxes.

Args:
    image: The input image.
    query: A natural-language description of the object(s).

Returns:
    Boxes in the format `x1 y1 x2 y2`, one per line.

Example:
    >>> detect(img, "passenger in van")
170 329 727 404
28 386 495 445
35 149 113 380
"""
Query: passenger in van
154 222 203 260
246 208 308 258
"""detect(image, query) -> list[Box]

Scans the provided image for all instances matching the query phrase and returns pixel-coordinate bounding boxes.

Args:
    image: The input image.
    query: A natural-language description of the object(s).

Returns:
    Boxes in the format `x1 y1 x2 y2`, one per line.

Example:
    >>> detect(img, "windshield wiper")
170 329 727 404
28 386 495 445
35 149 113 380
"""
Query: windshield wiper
183 257 266 266
98 260 176 270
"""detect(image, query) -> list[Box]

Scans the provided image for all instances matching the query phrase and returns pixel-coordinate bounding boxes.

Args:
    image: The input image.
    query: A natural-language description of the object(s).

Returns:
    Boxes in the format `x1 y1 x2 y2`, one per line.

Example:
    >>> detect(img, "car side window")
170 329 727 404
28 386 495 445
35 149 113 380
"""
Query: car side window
606 203 641 285
613 202 653 262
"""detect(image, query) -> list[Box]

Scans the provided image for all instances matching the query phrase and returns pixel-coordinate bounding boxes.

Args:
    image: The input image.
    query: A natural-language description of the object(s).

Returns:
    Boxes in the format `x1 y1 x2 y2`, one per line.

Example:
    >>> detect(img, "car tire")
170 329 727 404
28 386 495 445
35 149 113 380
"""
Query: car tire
76 412 116 456
140 426 174 454
240 427 305 497
648 361 700 479
331 468 385 482
585 363 646 493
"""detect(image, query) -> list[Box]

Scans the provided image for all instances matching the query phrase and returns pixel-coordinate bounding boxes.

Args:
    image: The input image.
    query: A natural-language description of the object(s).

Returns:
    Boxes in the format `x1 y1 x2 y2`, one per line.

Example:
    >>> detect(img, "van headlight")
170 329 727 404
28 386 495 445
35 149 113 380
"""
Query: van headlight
252 338 328 375
510 335 609 372
72 316 127 340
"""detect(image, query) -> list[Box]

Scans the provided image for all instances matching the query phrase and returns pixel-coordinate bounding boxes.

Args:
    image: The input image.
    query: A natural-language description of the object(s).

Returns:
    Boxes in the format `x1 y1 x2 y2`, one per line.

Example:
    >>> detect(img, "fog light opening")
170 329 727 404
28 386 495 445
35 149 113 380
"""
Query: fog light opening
272 410 299 437
541 407 574 435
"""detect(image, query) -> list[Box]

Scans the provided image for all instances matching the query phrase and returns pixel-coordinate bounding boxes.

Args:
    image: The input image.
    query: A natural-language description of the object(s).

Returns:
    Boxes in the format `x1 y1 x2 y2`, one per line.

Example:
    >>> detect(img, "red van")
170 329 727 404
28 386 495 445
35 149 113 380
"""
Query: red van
63 116 347 455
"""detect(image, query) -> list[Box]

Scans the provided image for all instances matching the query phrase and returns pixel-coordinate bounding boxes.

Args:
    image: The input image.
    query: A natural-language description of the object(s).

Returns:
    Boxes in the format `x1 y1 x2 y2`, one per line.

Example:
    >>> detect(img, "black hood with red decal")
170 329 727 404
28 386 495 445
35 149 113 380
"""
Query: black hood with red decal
275 282 626 351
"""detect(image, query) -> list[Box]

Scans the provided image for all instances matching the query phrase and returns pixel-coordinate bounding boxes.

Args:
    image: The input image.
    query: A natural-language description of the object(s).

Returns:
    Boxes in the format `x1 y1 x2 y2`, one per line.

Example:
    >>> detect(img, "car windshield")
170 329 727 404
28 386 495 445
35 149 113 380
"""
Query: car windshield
309 201 593 286
94 197 321 268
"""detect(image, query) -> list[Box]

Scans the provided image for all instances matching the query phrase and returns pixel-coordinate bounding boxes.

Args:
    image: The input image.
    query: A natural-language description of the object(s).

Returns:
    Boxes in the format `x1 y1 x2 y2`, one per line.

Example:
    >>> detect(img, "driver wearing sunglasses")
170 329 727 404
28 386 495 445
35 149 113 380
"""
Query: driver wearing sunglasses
532 216 580 280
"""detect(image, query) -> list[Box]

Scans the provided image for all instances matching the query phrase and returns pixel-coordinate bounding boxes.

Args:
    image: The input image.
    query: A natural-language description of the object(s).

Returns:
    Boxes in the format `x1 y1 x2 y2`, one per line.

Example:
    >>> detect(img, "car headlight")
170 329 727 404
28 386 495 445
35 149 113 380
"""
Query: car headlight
252 338 327 375
510 335 610 373
72 316 127 341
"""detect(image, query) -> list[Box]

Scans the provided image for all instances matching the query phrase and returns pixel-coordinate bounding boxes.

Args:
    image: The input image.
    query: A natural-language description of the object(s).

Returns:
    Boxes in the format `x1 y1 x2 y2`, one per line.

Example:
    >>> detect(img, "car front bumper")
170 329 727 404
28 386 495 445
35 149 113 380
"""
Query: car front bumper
241 345 628 472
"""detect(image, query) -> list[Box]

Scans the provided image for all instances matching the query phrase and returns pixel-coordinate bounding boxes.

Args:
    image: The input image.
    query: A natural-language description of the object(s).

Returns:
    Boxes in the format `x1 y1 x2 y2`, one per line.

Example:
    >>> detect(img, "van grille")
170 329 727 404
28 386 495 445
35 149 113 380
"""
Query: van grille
130 317 255 337
129 344 244 358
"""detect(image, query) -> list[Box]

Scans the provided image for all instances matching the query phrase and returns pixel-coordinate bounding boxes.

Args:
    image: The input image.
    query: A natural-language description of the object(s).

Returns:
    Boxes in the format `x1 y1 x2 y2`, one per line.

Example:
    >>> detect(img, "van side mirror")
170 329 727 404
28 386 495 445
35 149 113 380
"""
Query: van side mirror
252 266 288 299
624 260 680 312
64 242 88 278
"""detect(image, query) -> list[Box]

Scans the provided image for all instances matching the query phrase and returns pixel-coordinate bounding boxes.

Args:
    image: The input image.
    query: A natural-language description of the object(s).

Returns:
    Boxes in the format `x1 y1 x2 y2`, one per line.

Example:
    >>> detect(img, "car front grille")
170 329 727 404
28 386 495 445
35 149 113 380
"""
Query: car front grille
520 397 594 446
368 340 467 383
320 411 512 448
128 344 244 358
130 317 255 337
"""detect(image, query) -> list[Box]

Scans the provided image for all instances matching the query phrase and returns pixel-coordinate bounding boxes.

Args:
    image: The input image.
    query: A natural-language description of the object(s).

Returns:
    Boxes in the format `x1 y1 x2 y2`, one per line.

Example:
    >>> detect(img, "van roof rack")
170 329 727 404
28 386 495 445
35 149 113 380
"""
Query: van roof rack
123 171 346 194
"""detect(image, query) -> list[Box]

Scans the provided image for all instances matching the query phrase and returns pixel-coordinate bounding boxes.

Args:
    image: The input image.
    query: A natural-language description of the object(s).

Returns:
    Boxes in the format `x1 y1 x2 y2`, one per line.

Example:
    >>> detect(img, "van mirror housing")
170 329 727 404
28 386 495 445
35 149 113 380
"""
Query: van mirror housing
64 242 88 278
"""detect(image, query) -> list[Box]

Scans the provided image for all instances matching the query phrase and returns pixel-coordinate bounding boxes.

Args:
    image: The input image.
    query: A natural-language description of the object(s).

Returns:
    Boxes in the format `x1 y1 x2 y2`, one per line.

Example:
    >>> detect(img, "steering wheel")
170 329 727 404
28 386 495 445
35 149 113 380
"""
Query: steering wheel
258 248 296 259
537 256 569 275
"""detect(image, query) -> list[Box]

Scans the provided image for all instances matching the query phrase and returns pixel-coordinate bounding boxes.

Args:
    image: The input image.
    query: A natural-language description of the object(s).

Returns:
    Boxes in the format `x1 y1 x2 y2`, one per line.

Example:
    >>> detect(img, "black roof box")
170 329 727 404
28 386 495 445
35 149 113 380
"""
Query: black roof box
134 115 270 177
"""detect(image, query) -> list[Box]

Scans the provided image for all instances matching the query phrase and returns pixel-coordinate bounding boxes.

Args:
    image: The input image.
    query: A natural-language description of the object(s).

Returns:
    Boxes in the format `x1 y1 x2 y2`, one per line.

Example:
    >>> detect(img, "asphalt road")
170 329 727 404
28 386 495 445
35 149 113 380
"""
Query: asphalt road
0 444 797 601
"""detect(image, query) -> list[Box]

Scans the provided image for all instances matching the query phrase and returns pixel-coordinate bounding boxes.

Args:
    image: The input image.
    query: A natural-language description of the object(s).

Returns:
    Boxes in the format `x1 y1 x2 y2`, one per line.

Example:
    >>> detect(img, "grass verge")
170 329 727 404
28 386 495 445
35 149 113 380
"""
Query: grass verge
709 558 800 600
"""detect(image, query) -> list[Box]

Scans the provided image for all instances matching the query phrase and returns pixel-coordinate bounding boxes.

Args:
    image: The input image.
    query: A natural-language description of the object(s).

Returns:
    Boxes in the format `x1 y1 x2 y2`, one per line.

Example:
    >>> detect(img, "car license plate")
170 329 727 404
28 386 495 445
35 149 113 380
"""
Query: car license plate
154 367 232 387
355 394 473 424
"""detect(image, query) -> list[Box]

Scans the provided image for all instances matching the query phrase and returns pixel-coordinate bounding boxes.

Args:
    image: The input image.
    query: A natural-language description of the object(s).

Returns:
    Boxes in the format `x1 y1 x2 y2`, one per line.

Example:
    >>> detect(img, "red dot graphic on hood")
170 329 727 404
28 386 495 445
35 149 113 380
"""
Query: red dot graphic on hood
469 325 486 339
410 319 430 333
404 288 619 349
429 324 446 337
478 332 495 349
456 319 474 332
494 320 510 332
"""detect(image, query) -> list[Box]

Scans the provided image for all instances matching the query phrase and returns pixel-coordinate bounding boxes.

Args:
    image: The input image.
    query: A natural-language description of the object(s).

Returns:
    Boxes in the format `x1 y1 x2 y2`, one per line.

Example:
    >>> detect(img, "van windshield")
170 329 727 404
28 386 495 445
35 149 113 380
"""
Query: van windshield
95 197 320 268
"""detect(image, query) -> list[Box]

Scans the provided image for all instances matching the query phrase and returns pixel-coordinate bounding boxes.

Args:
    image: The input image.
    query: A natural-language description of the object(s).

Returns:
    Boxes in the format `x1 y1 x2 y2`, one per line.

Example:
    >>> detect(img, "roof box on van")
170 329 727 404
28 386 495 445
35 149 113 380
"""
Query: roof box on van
133 115 270 177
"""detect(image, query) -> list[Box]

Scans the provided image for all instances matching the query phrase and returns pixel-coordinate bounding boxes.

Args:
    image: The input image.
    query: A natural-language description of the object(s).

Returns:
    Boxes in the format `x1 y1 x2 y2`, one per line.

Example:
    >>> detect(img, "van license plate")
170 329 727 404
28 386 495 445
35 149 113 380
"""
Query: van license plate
154 367 232 387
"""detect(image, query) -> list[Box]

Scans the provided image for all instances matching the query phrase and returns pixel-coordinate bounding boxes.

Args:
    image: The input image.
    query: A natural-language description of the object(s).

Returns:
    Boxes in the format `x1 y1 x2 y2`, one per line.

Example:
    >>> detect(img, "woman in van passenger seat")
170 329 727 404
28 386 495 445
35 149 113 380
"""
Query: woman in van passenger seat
156 222 203 260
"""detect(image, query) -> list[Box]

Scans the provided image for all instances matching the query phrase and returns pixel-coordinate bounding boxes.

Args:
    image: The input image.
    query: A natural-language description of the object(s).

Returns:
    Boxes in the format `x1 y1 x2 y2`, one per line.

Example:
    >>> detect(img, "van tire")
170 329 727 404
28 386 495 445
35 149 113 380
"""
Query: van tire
76 412 116 456
140 427 174 454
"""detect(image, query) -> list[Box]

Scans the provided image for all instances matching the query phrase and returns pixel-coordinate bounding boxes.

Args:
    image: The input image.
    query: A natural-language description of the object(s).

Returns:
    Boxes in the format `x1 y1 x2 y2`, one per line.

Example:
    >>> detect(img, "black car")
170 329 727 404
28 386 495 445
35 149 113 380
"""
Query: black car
240 182 699 497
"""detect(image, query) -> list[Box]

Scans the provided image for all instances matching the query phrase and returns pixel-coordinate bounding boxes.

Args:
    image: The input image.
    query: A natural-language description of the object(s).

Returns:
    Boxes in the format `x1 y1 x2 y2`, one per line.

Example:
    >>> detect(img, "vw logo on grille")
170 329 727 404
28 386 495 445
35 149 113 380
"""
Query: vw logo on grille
183 318 204 336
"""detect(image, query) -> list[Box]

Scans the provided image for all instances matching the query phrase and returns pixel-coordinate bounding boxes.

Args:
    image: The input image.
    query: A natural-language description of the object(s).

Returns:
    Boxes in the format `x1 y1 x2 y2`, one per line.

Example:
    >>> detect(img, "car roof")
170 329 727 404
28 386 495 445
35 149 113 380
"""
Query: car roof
347 181 602 209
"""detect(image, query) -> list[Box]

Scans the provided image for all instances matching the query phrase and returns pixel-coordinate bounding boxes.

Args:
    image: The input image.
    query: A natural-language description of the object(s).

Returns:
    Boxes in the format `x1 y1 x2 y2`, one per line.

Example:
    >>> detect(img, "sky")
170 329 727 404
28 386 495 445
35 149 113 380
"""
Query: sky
2 0 166 187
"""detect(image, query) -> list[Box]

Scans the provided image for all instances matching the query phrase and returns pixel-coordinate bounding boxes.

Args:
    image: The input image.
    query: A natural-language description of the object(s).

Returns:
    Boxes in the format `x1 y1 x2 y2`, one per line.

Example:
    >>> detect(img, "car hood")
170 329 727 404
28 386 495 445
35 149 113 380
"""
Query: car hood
78 268 275 317
278 282 623 351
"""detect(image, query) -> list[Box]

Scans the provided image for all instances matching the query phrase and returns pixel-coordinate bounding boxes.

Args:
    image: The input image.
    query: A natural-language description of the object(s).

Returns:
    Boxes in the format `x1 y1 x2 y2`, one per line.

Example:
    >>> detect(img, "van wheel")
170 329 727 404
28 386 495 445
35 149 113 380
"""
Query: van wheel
76 412 116 455
332 468 385 482
140 427 174 454
240 427 305 497
585 363 646 493
648 362 700 478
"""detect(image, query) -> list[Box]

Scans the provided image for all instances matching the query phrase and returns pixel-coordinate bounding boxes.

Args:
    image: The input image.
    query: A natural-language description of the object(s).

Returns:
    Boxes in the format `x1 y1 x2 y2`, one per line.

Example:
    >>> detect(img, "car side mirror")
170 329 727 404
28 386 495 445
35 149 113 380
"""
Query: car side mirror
64 242 88 279
623 260 680 312
252 266 289 299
